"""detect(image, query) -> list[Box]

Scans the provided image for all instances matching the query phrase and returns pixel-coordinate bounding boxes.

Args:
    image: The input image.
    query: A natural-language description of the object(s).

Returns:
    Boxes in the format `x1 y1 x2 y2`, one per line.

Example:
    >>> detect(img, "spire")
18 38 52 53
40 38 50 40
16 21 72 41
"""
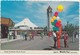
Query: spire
47 6 52 10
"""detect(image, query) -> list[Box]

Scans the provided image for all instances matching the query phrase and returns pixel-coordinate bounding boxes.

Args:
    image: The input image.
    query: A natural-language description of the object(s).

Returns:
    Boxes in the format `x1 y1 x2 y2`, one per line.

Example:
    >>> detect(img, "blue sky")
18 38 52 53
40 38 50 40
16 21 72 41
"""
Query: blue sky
1 1 79 27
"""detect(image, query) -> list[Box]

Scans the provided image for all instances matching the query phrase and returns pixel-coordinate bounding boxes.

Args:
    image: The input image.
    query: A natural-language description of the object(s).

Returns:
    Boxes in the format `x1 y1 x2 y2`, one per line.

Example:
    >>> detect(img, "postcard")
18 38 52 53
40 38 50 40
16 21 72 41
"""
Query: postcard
0 0 79 54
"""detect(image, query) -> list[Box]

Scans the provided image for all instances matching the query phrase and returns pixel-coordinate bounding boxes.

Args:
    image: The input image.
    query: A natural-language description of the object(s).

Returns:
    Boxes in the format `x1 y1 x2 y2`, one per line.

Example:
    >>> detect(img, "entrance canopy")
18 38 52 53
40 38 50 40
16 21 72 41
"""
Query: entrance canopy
14 18 38 30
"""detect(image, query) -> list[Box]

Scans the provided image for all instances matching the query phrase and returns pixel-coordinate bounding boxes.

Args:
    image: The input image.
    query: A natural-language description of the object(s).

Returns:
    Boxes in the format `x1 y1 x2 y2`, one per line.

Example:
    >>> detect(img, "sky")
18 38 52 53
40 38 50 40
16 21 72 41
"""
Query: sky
1 1 79 27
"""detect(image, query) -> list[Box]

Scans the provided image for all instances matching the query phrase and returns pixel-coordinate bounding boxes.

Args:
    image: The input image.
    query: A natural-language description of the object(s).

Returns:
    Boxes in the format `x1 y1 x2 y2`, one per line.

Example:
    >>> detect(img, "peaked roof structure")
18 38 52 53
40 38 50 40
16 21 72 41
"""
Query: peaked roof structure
14 18 38 29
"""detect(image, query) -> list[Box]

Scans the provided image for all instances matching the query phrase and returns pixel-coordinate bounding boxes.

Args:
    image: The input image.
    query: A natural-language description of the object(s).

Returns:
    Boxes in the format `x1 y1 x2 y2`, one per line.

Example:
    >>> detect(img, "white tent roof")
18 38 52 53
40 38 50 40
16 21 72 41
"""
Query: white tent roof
14 18 38 29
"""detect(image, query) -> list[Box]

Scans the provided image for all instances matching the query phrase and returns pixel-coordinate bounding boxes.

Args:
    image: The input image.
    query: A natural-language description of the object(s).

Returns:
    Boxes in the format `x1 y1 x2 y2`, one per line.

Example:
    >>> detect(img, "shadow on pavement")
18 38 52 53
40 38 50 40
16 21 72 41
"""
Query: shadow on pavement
43 46 56 50
43 48 52 50
43 46 66 50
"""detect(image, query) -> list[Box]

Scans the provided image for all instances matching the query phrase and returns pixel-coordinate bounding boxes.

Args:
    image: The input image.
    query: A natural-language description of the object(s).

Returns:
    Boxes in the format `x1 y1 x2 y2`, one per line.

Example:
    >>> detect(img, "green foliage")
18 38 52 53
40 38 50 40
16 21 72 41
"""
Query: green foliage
64 22 75 37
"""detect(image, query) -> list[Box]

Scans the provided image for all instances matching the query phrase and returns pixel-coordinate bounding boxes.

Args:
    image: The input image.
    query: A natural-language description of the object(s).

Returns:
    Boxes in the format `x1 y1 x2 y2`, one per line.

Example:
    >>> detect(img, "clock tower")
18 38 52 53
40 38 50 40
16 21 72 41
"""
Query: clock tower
47 6 52 31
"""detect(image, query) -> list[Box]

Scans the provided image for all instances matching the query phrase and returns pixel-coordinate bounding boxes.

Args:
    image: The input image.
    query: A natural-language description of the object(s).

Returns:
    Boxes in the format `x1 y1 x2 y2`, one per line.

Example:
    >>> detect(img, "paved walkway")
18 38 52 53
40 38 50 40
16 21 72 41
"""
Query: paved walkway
46 37 79 50
1 35 23 43
1 36 53 50
1 36 79 50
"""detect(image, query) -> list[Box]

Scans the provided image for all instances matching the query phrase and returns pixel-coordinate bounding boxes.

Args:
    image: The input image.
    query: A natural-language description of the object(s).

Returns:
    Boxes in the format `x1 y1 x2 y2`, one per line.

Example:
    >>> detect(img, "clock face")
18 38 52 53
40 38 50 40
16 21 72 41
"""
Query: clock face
49 9 52 12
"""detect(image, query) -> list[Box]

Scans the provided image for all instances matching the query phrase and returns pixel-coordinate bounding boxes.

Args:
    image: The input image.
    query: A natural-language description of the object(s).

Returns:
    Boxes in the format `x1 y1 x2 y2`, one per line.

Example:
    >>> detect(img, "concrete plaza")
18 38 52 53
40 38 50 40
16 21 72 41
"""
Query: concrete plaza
1 36 79 50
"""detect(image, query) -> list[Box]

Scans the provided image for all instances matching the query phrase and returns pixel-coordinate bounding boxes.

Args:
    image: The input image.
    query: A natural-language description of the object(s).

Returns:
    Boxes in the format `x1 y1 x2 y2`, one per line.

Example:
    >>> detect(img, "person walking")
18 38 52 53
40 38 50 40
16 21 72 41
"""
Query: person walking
20 32 24 39
64 32 68 48
12 31 15 39
24 32 27 40
40 32 44 39
31 31 35 40
29 32 32 41
52 31 57 48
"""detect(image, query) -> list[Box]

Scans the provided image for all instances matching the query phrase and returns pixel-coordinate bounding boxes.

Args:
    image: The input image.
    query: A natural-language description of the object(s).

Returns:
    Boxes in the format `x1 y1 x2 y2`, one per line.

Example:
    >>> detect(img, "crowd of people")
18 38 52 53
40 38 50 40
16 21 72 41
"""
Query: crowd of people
21 31 44 41
8 30 69 49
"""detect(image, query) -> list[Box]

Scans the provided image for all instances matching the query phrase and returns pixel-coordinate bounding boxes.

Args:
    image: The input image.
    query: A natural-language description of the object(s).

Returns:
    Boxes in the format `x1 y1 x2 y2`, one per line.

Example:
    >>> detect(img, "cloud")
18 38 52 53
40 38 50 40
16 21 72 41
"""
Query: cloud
15 15 25 19
9 1 76 20
27 1 74 13
74 16 79 22
24 1 78 27
59 14 79 26
26 1 75 18
64 14 79 25
2 1 79 27
66 15 78 19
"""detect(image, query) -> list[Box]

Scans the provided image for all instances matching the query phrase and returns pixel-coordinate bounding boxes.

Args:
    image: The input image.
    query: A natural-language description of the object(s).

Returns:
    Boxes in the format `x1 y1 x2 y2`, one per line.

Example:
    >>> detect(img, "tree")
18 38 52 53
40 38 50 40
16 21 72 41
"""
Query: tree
64 22 75 37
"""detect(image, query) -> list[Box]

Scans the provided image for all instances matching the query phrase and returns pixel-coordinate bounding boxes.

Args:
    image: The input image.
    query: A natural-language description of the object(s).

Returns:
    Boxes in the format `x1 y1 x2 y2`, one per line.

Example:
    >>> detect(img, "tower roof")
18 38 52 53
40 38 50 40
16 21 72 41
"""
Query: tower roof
47 6 52 10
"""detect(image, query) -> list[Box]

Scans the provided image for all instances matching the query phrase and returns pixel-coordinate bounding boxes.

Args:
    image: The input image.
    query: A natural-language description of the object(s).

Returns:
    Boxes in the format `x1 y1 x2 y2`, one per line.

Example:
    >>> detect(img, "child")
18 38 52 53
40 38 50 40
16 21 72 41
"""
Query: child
64 32 68 48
